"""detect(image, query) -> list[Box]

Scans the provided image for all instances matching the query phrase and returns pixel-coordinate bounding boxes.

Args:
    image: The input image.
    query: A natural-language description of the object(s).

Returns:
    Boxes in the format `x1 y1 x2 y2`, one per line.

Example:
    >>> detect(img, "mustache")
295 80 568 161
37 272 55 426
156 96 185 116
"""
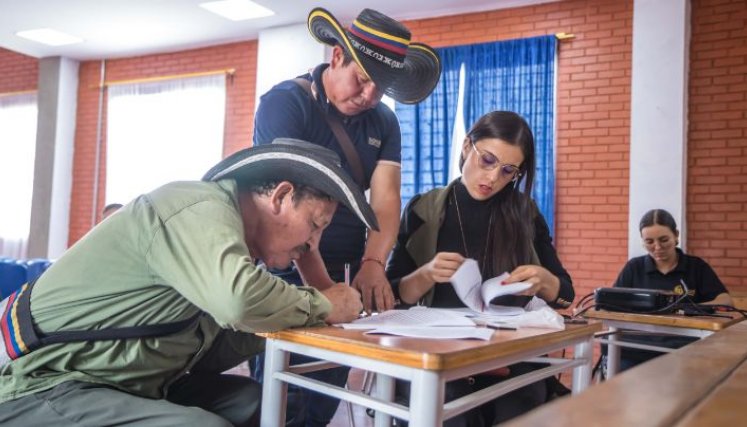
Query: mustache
295 243 311 255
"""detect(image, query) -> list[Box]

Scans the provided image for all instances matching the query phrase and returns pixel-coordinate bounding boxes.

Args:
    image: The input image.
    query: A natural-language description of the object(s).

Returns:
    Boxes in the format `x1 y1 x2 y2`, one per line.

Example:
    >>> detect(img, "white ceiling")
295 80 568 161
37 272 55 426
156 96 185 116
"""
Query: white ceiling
0 0 556 60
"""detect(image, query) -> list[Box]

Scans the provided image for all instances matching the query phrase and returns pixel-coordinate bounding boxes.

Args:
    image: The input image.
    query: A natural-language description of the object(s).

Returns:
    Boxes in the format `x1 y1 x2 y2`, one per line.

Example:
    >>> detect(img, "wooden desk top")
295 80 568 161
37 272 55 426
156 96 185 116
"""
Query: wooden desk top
258 323 601 371
584 309 744 331
675 353 747 426
503 322 747 427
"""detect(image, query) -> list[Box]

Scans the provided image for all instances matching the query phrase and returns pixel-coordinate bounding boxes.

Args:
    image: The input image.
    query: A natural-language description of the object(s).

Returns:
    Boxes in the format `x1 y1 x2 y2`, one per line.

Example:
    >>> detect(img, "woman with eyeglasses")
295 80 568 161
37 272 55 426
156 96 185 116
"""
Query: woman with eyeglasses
385 111 575 426
608 208 732 371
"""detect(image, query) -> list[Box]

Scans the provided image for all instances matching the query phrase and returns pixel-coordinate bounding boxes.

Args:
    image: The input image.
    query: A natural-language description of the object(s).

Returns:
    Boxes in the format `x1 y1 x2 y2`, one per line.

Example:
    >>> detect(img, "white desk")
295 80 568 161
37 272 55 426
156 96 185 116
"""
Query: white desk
585 310 744 378
259 323 601 427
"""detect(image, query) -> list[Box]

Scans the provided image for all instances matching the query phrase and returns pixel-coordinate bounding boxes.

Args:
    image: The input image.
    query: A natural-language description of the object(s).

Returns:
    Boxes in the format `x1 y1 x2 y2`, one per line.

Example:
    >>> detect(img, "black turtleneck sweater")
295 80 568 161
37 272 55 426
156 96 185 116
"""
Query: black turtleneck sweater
387 181 575 309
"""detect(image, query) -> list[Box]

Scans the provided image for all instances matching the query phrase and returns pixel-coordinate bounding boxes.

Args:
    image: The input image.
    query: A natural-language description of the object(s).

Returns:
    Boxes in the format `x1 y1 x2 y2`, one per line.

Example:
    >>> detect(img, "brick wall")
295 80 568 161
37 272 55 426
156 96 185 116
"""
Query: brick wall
689 0 747 292
69 41 257 245
10 0 745 297
404 0 634 299
0 48 38 93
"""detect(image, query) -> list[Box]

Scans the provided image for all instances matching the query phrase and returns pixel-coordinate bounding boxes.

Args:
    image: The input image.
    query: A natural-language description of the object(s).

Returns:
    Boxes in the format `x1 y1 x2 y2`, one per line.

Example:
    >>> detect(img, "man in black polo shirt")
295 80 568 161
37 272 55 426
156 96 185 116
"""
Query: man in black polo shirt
251 7 441 426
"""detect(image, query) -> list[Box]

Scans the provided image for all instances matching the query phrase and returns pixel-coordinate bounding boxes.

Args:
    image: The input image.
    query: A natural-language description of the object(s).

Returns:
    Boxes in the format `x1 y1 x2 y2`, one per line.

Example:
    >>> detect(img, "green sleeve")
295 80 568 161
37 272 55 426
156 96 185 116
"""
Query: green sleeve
146 197 331 332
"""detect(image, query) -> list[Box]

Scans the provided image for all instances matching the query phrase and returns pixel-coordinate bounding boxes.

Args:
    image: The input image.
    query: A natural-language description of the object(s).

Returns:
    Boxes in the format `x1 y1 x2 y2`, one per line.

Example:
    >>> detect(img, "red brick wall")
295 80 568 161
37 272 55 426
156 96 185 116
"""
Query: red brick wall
0 48 38 93
12 0 745 298
689 0 747 292
404 0 634 299
69 41 257 245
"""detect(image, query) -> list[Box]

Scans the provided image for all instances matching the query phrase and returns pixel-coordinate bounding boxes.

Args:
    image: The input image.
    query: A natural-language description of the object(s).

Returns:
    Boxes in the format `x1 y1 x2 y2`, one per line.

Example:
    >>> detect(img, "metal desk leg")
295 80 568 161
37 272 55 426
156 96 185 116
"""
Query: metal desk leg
571 337 593 393
260 339 289 427
373 373 394 427
607 326 620 378
409 370 444 427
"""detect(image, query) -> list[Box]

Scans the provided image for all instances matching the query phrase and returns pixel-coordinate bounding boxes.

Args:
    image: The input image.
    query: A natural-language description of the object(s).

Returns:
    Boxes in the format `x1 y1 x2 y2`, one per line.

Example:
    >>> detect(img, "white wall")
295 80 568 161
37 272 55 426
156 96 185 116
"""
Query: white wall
255 23 328 108
628 0 690 257
28 56 78 259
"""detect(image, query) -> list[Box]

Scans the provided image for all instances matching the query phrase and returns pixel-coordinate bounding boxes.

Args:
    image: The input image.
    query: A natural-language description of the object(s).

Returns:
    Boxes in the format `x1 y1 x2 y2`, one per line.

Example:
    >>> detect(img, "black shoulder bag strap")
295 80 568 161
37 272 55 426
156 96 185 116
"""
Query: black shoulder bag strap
8 280 202 357
293 78 367 189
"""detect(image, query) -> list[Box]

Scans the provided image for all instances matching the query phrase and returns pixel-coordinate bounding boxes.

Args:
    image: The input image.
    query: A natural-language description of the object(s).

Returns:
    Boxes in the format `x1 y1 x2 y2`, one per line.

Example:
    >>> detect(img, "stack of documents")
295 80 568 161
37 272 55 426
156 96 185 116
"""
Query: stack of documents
335 259 564 340
339 307 496 340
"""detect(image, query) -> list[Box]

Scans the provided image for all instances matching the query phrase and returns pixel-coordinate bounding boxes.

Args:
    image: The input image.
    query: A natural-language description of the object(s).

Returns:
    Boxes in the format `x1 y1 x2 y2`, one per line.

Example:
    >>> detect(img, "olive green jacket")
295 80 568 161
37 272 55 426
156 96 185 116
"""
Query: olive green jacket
0 180 331 403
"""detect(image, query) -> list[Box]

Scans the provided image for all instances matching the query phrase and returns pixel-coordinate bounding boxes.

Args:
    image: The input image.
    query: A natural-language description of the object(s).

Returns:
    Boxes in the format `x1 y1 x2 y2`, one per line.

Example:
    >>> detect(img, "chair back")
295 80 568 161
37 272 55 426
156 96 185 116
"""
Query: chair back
0 260 27 299
25 258 52 283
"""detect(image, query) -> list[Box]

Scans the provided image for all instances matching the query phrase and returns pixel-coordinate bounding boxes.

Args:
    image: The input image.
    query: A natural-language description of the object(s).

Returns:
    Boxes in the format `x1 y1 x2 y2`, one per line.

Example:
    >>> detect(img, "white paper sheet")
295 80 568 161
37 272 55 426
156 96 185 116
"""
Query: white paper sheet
443 302 565 329
364 326 495 340
449 259 532 312
339 307 475 330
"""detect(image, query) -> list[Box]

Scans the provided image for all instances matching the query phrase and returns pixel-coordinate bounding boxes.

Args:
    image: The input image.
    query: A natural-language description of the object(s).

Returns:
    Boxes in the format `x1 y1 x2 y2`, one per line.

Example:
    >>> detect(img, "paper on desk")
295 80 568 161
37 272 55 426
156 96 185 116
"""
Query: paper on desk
450 259 532 313
449 300 565 330
364 326 495 340
339 306 476 330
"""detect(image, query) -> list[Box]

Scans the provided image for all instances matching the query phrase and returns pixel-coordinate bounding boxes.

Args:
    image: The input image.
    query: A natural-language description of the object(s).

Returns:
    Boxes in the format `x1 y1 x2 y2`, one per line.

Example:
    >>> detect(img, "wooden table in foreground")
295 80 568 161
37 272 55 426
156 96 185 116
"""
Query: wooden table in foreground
503 322 747 427
585 309 744 378
258 322 601 427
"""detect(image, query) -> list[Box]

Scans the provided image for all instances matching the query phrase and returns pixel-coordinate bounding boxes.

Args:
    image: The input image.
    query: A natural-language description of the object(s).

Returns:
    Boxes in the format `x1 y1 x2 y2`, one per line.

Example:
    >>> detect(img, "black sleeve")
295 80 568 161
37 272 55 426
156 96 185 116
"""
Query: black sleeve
694 257 729 302
533 211 574 308
386 195 424 306
613 260 636 288
253 84 308 146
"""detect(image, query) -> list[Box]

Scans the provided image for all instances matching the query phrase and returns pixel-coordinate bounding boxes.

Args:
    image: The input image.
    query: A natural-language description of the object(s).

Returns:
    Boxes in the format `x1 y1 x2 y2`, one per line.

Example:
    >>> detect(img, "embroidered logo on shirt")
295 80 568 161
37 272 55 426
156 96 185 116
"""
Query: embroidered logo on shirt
368 137 381 148
673 284 695 297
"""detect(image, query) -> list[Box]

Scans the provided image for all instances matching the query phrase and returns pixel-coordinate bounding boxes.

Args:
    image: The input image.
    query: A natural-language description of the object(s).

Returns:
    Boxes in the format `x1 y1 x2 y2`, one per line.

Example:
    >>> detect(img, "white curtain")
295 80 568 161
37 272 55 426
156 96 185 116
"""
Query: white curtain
0 93 37 259
106 74 226 206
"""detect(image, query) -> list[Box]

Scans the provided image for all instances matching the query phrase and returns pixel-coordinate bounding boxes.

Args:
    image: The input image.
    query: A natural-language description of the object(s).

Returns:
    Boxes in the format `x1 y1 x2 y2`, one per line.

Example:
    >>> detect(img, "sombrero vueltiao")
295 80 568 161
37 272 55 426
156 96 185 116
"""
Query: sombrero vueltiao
308 7 441 104
203 138 379 231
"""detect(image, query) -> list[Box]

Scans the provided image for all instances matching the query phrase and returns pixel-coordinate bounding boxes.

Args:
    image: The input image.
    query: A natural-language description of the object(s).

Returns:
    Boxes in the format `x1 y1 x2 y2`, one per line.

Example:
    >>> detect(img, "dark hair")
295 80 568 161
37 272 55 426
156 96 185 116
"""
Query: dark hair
102 203 123 214
461 111 537 274
639 209 678 234
103 203 123 210
238 180 333 206
340 47 354 66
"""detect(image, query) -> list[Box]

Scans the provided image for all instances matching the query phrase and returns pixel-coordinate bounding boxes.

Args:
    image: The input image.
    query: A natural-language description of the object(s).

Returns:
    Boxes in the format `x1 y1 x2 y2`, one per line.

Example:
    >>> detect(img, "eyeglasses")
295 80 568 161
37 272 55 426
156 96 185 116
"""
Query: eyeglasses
470 141 521 180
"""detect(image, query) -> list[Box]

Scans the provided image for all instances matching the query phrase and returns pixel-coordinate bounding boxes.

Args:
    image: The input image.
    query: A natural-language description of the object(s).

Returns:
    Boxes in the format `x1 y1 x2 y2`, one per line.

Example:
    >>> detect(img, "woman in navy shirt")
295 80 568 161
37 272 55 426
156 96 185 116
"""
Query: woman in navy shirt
611 208 732 370
614 208 731 304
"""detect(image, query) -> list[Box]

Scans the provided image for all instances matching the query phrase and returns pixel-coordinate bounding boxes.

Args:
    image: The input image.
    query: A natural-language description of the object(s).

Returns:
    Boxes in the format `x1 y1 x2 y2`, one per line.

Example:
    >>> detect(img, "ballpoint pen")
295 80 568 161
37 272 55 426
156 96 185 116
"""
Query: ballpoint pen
344 262 350 286
472 319 518 330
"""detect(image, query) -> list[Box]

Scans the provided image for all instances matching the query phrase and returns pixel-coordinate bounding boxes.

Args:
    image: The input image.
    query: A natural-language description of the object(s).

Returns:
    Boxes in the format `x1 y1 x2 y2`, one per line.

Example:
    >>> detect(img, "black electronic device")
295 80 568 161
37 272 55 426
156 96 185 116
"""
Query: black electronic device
594 287 677 313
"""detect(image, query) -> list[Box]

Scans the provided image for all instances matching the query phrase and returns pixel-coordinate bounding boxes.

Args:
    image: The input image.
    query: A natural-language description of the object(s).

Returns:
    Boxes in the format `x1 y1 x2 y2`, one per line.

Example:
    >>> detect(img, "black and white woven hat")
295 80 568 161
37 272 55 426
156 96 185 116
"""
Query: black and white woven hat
308 7 441 104
203 138 379 231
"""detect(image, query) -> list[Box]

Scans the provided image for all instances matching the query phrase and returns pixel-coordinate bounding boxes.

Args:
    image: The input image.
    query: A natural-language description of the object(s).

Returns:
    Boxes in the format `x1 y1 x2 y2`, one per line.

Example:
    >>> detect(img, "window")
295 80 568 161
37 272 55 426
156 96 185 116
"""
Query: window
0 93 37 258
396 35 557 233
105 74 226 206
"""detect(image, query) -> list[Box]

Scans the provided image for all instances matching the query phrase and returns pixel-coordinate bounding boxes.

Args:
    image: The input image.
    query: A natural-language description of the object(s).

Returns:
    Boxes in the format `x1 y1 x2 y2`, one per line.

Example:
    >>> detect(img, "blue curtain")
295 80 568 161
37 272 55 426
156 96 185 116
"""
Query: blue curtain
396 35 556 233
462 35 557 233
397 46 466 210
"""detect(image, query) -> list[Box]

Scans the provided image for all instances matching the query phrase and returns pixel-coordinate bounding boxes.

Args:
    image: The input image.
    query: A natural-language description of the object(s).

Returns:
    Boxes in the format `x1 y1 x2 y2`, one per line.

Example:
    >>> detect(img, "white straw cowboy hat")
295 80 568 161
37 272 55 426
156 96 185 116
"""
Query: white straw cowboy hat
202 138 379 231
308 7 441 104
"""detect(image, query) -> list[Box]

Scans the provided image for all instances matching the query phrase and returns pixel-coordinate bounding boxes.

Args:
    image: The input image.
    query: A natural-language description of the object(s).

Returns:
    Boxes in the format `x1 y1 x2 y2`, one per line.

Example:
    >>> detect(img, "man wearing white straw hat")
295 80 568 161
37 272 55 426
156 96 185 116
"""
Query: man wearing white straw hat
253 7 441 426
0 139 375 427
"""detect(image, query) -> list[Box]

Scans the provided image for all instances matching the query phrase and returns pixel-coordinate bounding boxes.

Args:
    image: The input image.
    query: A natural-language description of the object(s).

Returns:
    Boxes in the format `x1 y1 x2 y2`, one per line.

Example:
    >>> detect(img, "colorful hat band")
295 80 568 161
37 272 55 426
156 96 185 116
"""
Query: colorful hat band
348 19 409 70
348 38 405 70
350 19 409 55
